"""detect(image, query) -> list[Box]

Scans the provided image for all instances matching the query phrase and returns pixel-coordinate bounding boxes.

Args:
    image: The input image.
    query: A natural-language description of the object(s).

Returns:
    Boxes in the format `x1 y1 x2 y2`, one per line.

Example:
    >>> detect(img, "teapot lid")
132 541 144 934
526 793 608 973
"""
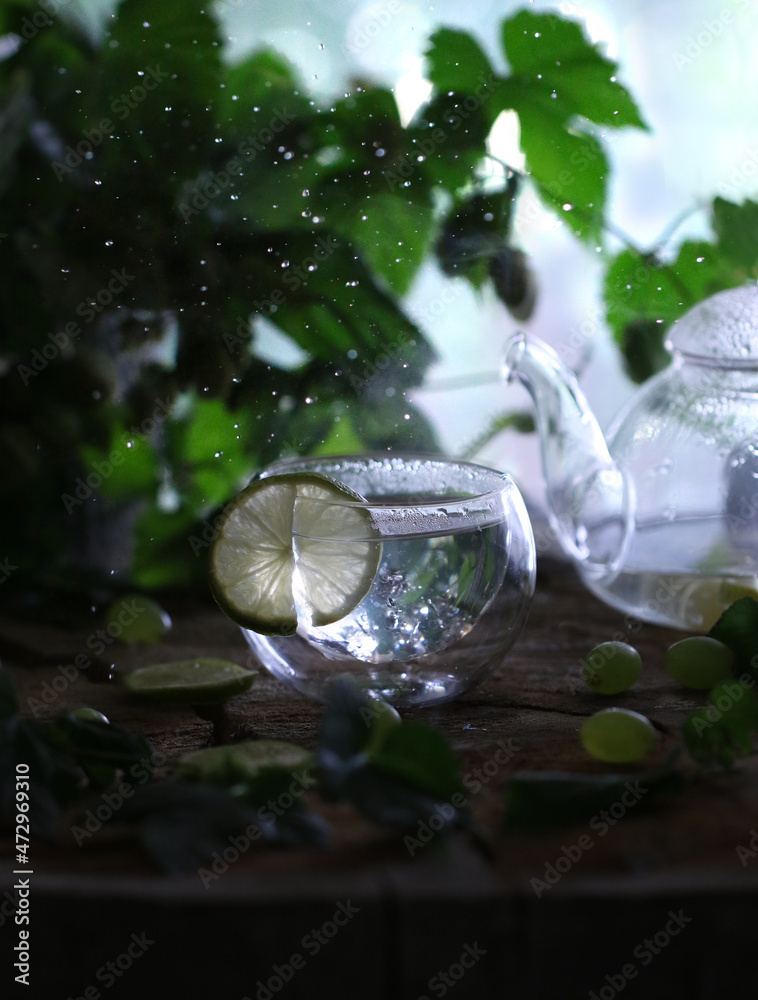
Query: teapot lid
665 281 758 363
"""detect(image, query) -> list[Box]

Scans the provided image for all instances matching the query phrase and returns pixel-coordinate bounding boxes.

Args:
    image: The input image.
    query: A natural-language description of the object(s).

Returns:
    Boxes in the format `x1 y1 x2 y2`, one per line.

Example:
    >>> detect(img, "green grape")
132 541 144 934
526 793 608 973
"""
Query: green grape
580 708 657 763
70 707 110 724
664 636 734 690
106 595 172 645
582 641 641 694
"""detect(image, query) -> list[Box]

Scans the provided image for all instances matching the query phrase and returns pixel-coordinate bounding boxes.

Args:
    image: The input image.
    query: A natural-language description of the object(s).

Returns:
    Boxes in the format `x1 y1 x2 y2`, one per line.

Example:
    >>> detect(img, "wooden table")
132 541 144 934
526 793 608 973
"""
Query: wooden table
2 559 758 999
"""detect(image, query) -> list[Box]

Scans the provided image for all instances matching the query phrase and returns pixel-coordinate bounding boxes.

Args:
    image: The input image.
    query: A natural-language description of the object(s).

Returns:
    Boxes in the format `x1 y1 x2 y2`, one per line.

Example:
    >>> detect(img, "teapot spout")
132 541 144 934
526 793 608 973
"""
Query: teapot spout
502 332 634 578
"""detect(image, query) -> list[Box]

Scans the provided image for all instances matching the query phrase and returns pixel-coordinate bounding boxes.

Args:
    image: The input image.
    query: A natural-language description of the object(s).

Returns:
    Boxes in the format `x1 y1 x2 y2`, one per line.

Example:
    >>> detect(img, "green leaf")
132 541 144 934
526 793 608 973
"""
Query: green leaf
371 722 464 802
337 193 436 295
503 754 686 833
498 11 646 242
615 318 672 384
219 48 309 126
712 681 758 748
712 197 758 274
98 0 222 183
603 249 691 351
426 28 495 94
501 11 647 130
116 782 262 872
312 411 364 456
709 597 758 675
408 93 492 193
342 762 462 833
79 420 159 499
0 716 80 838
436 180 519 279
46 712 153 788
131 502 209 591
513 99 608 242
113 778 327 871
683 681 758 766
317 679 373 796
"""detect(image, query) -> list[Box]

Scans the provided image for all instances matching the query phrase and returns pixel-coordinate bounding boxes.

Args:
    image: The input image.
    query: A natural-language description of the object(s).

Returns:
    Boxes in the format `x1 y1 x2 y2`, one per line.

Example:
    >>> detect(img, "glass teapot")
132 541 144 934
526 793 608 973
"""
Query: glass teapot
502 282 758 631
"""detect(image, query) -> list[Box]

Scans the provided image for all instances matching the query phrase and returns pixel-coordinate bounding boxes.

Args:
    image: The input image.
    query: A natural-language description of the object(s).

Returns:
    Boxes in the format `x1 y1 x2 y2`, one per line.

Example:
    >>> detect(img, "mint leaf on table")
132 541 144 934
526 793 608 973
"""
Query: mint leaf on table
369 723 465 803
110 775 328 873
44 711 154 789
340 764 458 833
0 665 153 837
502 753 686 833
115 783 266 874
684 681 758 767
317 679 468 835
316 678 374 798
709 597 758 677
0 716 80 839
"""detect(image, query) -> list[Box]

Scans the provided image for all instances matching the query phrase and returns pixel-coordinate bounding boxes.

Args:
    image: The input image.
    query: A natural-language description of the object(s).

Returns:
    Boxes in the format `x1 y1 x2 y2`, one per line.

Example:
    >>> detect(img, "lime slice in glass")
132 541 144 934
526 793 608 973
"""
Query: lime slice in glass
123 658 256 703
208 473 381 635
679 576 758 631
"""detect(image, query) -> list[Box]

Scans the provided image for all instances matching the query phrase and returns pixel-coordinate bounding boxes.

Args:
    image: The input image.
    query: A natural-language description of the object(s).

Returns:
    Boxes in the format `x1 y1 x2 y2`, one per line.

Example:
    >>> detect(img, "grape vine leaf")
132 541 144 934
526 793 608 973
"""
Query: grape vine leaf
498 10 648 243
426 28 496 95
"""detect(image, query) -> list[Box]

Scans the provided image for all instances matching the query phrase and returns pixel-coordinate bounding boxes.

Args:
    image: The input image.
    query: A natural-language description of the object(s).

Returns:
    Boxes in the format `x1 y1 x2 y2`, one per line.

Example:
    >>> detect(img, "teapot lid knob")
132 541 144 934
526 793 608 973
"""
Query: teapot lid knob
666 281 758 364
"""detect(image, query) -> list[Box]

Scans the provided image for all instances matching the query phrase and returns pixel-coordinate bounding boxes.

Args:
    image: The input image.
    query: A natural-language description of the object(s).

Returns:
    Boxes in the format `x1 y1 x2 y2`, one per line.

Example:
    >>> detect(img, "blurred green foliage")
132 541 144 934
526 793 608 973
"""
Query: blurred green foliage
0 0 753 597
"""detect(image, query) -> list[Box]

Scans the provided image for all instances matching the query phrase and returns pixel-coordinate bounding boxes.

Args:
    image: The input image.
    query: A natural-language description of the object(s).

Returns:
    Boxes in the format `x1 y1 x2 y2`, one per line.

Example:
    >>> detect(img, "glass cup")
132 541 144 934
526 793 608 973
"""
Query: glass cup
242 454 535 707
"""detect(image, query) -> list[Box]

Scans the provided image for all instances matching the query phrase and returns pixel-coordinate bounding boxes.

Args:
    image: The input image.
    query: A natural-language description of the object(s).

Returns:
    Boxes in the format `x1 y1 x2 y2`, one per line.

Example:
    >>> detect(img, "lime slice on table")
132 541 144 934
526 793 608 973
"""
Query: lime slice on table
123 658 256 703
208 473 381 635
176 740 313 784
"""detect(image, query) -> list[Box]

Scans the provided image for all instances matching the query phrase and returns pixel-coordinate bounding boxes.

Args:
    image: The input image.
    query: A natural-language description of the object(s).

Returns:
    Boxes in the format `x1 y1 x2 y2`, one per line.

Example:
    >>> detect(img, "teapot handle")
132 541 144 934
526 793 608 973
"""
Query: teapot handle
503 332 635 578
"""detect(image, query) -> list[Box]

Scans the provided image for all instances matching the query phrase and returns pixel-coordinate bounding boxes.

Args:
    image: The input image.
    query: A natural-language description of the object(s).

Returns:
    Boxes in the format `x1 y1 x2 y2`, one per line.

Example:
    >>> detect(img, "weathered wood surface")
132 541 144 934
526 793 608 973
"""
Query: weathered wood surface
2 560 758 999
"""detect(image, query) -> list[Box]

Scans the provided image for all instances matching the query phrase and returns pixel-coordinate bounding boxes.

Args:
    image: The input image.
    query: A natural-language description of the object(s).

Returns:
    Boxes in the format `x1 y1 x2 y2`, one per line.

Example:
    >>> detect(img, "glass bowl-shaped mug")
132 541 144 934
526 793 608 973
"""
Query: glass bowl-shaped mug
240 454 536 708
